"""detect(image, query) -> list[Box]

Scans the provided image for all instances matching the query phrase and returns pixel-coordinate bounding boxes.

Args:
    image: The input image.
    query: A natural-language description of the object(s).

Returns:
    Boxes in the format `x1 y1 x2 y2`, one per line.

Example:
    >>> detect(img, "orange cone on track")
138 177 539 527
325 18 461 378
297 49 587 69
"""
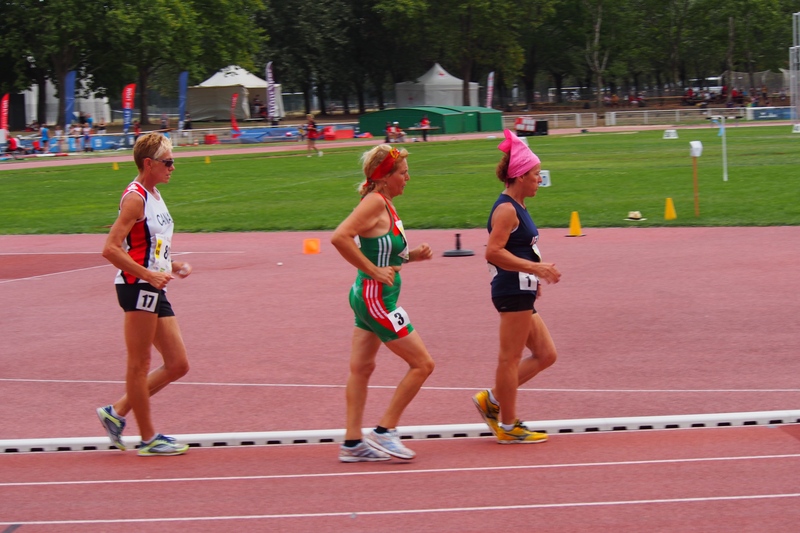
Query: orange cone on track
303 238 321 254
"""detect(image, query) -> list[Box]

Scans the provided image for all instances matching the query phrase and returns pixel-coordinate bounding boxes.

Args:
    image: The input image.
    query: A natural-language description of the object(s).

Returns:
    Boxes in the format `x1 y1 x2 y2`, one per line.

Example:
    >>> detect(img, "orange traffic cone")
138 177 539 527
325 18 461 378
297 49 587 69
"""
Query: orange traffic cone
566 211 585 237
665 198 677 220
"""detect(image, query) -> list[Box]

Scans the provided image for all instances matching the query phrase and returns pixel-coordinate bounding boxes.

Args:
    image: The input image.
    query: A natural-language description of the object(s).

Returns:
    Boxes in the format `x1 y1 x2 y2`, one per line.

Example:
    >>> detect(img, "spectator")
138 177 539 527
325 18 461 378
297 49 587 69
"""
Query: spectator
40 123 50 152
133 120 141 141
160 113 168 130
54 125 64 152
83 124 94 152
183 113 192 130
305 113 321 157
392 122 405 143
97 119 107 134
419 115 431 142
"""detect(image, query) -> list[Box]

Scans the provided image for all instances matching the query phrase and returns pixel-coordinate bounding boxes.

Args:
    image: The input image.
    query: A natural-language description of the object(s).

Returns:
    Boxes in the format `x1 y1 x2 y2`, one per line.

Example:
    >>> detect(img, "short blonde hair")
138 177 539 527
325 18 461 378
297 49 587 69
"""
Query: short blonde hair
357 144 409 196
133 133 172 170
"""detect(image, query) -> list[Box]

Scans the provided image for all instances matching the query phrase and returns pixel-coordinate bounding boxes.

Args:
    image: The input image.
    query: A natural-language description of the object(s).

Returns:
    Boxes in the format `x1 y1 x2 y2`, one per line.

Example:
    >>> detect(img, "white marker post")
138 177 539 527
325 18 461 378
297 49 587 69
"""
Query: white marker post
689 141 703 217
710 115 728 181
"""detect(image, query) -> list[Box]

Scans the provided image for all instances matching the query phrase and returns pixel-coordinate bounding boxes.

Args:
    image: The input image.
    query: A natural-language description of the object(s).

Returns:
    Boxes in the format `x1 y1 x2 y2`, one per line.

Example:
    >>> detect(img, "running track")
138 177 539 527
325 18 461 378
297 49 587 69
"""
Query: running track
1 131 800 529
1 227 799 530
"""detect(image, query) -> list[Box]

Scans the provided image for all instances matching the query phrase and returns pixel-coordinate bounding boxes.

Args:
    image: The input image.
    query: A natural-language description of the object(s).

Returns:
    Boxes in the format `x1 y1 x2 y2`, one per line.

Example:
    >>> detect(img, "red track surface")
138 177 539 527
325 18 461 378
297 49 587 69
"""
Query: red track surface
2 126 800 528
2 226 799 529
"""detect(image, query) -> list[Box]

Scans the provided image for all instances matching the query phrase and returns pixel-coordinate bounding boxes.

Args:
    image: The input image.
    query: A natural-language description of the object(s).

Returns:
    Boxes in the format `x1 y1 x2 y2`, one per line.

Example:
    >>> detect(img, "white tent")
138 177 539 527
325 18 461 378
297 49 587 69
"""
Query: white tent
188 65 285 121
395 63 479 107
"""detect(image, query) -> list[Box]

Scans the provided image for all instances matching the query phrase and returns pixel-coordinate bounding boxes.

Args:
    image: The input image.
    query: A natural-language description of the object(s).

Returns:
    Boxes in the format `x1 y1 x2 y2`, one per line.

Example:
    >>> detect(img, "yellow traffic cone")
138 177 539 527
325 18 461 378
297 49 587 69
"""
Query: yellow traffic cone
303 238 321 254
566 211 585 237
205 156 211 164
665 198 677 220
112 162 119 170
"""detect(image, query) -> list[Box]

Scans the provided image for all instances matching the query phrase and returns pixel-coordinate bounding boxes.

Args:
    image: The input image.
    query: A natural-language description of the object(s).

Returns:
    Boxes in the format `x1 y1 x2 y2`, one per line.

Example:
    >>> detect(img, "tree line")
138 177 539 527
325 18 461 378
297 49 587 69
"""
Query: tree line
1 0 797 126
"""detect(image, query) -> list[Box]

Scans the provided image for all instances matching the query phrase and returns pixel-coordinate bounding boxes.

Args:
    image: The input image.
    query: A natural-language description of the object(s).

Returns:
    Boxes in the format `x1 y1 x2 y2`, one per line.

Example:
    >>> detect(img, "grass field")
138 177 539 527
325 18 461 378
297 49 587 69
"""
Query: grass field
0 125 798 234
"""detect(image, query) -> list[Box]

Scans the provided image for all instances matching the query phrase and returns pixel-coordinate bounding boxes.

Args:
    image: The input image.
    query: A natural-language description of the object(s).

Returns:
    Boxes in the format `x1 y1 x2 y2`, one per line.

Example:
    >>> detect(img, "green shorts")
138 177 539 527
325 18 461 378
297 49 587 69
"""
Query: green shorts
349 271 414 342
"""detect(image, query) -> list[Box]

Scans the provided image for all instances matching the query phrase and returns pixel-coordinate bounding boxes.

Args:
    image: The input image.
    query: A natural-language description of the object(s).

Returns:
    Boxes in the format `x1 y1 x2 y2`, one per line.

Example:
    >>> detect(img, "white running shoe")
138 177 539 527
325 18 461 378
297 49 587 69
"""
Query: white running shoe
339 441 391 463
365 429 415 460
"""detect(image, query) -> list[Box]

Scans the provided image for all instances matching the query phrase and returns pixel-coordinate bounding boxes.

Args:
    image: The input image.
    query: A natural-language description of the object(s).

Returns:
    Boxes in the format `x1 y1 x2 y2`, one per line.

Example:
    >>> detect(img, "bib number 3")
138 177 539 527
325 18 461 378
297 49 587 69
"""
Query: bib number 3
388 306 410 332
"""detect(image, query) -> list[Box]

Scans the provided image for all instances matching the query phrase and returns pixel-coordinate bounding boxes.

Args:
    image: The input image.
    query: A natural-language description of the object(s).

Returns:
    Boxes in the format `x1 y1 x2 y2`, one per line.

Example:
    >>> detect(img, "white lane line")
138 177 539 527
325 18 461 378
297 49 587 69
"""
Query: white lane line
3 453 799 488
2 492 799 525
1 378 798 394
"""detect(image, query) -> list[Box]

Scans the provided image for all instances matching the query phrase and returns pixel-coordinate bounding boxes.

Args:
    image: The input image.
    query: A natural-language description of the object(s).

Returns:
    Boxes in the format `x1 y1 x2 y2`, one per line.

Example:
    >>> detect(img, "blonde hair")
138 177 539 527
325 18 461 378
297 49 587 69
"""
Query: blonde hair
133 133 172 170
358 144 409 197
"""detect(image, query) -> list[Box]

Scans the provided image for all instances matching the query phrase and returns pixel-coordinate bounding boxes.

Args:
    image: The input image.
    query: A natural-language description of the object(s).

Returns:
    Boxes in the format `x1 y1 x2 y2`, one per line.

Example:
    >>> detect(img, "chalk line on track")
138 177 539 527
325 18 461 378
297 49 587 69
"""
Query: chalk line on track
3 451 799 487
2 376 800 394
0 250 243 284
3 492 800 526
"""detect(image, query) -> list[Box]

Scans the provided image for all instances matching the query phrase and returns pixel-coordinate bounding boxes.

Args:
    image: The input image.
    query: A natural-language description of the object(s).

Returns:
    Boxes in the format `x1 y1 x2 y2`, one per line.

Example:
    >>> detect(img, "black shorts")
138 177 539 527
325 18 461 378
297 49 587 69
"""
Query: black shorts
115 283 175 317
492 293 537 314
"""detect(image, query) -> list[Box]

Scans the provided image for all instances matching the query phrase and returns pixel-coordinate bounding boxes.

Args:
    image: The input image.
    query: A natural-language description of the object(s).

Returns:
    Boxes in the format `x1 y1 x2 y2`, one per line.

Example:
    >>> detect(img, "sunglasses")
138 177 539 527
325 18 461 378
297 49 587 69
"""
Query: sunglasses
153 158 174 167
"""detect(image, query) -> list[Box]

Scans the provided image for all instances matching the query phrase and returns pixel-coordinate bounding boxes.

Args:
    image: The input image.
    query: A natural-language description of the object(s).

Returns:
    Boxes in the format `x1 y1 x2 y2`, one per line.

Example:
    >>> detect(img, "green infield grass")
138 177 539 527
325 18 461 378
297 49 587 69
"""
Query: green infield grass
0 124 798 234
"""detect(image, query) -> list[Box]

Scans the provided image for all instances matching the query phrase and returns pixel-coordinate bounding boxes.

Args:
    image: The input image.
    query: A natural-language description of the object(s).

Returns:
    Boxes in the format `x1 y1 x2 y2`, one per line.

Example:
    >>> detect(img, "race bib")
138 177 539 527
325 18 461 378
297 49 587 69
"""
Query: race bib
387 306 410 332
518 272 538 291
153 233 172 273
532 243 542 262
395 219 409 261
136 290 159 312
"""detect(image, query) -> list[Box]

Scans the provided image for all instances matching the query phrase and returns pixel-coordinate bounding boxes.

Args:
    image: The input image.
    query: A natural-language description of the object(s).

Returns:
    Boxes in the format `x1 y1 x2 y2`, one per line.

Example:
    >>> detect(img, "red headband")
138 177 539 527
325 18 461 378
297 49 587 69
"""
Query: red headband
369 147 400 181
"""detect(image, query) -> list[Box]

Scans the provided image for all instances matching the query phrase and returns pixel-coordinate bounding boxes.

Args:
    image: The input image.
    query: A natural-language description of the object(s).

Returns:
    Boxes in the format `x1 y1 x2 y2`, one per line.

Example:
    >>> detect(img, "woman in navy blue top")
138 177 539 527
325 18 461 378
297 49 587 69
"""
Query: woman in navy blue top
473 130 562 444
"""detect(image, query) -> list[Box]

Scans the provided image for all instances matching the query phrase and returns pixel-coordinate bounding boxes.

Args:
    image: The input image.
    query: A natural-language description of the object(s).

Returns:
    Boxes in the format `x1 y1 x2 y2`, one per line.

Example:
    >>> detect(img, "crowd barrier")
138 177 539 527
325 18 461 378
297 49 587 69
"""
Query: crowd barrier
1 125 317 155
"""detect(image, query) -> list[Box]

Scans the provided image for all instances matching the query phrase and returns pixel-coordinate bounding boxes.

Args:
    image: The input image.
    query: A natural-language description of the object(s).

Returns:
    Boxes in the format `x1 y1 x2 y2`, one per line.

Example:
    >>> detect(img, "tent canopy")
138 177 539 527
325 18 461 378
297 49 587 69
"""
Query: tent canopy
188 65 285 121
395 63 479 107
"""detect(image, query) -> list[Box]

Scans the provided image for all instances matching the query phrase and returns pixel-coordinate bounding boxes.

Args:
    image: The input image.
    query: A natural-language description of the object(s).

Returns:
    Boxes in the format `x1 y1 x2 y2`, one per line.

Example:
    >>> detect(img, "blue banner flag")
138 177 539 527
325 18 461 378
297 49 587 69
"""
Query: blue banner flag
178 71 188 130
63 71 76 127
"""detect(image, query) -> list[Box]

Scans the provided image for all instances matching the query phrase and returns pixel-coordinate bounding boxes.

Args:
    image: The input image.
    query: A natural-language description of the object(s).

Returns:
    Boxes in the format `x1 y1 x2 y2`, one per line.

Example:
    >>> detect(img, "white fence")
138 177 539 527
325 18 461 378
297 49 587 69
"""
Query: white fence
502 107 795 131
503 113 598 130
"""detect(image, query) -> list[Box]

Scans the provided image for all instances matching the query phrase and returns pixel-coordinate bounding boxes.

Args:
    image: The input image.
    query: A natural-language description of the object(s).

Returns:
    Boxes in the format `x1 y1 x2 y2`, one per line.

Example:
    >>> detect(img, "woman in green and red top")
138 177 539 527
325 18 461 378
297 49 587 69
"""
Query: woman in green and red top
331 144 435 463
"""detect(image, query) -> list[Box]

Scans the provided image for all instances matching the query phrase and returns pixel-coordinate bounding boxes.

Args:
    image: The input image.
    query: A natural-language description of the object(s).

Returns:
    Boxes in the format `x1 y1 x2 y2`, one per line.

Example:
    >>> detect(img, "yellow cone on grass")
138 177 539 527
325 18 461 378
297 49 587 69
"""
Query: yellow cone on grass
112 162 119 170
566 211 585 237
205 156 211 164
665 198 677 220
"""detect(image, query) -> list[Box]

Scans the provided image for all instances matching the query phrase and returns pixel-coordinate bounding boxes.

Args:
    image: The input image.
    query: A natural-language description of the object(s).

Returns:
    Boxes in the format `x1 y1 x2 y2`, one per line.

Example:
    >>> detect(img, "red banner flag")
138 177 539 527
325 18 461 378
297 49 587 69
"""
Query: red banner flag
230 93 241 138
1 94 9 132
122 84 136 133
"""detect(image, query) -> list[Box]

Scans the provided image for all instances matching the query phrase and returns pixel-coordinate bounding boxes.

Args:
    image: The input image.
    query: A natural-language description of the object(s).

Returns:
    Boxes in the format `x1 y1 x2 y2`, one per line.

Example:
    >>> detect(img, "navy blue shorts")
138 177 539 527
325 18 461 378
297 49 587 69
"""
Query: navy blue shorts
492 293 537 314
115 283 175 317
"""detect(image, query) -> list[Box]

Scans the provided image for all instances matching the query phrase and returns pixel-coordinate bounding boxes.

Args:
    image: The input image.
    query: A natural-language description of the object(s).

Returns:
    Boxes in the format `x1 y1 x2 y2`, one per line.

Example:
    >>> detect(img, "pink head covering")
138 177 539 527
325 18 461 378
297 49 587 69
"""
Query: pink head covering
498 129 541 179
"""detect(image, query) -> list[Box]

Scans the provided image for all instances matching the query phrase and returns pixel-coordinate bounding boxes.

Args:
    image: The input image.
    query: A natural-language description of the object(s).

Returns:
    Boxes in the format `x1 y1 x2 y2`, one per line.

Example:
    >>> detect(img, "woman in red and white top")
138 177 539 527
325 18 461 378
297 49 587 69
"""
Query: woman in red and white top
97 132 193 456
